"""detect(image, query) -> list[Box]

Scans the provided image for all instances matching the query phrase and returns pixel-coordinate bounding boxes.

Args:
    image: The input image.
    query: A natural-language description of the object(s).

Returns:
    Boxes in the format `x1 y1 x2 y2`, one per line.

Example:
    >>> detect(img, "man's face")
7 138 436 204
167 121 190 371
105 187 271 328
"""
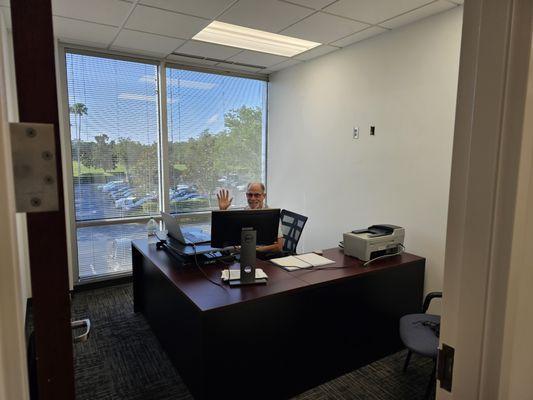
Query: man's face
246 184 265 209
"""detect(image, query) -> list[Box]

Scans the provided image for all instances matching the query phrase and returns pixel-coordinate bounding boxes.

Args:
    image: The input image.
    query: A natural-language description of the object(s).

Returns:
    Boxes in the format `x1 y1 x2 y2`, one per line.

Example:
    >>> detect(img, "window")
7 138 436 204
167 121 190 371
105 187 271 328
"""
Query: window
166 67 267 212
66 52 160 279
64 50 267 282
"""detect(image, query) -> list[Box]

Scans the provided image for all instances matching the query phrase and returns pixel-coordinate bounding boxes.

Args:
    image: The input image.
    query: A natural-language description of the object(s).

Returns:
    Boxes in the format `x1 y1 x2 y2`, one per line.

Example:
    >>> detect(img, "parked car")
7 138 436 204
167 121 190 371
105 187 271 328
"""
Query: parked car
123 195 157 211
170 187 197 201
107 184 128 195
115 196 137 208
172 192 201 202
111 188 135 199
101 181 125 192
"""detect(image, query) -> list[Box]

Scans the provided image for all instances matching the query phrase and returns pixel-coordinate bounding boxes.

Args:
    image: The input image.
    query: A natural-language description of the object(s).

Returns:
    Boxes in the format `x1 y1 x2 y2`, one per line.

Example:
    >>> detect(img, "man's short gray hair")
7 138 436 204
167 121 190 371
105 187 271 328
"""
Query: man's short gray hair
246 182 265 193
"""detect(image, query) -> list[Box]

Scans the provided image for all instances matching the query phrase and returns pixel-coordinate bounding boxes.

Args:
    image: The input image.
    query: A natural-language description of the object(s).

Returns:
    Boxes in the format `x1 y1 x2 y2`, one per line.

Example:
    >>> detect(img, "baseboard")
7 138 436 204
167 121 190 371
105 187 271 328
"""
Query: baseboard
73 275 133 292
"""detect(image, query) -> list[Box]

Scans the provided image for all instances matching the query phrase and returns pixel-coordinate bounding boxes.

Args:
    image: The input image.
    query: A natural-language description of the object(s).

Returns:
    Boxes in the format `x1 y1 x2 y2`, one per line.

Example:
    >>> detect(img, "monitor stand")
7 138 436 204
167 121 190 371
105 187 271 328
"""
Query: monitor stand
228 228 267 287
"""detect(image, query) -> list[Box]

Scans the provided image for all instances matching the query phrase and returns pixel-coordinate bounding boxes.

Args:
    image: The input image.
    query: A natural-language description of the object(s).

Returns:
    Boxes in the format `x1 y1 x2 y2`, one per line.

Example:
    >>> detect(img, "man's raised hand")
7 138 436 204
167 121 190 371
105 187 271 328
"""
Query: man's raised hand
216 188 233 210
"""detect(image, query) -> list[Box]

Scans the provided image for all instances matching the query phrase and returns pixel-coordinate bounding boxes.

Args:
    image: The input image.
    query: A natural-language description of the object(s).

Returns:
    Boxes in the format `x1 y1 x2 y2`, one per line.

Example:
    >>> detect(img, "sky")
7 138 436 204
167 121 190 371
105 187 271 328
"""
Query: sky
66 52 266 145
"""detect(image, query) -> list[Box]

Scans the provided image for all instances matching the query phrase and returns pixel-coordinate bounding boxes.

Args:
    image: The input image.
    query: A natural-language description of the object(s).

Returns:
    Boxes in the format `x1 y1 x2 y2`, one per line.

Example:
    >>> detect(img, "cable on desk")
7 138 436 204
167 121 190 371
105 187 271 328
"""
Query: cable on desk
363 244 405 267
191 244 227 290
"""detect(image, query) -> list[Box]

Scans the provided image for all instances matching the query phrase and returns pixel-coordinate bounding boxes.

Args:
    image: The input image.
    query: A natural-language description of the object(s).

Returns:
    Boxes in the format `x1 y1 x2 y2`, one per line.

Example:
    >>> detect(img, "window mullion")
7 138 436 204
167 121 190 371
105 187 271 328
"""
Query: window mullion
158 61 170 213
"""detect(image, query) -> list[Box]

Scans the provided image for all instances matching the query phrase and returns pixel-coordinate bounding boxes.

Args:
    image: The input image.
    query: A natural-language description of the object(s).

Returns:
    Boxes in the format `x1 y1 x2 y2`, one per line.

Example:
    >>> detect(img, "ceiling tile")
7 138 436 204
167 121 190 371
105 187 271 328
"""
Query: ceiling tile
331 26 388 47
281 12 368 44
53 16 118 48
226 50 288 67
111 29 184 56
380 1 456 29
263 59 302 73
324 0 432 25
174 40 242 60
218 0 314 33
125 5 210 39
281 0 338 9
139 0 236 19
166 54 219 66
293 44 337 60
52 0 132 26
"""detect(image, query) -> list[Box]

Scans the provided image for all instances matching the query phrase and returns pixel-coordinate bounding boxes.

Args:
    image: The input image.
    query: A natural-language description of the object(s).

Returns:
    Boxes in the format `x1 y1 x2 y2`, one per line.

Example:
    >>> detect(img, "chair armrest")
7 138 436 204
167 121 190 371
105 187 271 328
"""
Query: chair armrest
422 292 442 313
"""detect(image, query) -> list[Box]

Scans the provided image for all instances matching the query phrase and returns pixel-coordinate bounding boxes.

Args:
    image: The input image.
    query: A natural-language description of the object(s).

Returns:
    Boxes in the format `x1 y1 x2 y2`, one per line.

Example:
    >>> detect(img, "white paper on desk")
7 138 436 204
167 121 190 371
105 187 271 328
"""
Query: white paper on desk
221 268 268 281
270 256 311 269
270 253 335 271
295 253 335 267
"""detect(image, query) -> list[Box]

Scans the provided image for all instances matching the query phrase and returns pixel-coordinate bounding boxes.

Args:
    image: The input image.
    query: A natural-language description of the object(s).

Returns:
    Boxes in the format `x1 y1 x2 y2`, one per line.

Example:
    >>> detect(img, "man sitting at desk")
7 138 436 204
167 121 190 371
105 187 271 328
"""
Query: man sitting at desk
216 182 283 254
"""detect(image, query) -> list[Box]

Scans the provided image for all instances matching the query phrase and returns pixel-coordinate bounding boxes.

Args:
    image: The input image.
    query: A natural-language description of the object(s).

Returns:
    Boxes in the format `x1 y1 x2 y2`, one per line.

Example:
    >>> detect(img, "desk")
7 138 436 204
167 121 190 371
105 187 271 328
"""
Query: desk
132 240 425 400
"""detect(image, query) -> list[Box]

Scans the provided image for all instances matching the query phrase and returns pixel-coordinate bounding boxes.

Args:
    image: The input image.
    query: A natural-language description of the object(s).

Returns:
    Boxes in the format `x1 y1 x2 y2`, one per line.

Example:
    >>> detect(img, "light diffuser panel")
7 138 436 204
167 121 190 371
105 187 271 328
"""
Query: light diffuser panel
193 21 321 57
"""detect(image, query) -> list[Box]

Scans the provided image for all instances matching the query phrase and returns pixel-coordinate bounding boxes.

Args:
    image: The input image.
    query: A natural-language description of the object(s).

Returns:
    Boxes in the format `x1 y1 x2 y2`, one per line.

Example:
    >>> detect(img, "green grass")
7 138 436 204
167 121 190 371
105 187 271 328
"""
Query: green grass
173 163 188 172
71 161 126 177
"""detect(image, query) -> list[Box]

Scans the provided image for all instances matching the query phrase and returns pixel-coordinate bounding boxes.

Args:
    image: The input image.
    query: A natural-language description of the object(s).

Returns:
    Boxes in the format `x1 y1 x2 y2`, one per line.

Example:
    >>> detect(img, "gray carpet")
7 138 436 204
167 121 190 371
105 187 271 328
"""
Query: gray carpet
71 284 434 400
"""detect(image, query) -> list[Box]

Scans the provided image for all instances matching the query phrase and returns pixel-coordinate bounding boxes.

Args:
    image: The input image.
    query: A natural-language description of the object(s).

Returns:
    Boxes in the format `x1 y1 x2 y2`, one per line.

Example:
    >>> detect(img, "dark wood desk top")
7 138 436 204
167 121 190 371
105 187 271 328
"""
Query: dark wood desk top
132 240 424 312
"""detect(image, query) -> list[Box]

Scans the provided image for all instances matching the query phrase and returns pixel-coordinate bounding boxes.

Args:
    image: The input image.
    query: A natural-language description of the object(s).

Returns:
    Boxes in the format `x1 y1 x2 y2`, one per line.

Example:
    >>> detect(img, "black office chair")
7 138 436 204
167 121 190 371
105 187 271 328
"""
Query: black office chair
399 291 442 400
257 209 308 260
279 209 308 255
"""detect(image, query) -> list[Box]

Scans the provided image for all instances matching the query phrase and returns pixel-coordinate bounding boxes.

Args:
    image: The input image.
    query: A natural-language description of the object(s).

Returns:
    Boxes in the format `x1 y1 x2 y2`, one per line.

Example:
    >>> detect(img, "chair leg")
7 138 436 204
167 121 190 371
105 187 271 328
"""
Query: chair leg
424 360 437 400
403 350 412 372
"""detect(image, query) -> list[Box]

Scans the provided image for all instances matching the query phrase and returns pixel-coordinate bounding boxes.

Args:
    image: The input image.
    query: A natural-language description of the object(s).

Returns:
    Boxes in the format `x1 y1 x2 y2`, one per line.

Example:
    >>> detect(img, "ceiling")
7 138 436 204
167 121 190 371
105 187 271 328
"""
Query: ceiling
0 0 463 76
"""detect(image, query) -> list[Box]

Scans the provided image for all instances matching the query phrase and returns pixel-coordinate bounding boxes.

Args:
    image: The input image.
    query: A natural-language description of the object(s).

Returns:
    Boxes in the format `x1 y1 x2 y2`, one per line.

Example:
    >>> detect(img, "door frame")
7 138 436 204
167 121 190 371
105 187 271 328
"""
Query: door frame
0 12 29 400
438 0 532 398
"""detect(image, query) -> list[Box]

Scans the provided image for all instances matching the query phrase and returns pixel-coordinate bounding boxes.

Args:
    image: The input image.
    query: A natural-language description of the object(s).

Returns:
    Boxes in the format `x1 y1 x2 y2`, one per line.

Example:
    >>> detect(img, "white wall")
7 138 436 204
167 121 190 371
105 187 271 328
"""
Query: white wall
267 7 462 298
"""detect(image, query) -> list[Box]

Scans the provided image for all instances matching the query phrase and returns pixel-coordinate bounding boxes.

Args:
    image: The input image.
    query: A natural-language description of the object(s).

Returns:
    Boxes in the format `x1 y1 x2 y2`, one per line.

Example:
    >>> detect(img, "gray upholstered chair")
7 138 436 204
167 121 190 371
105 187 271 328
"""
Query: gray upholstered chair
399 291 442 399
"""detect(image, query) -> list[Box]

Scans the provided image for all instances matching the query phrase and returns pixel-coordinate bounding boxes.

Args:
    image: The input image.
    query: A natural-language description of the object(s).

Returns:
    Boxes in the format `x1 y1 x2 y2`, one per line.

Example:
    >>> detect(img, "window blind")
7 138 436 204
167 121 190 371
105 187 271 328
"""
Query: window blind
66 52 160 279
166 66 267 213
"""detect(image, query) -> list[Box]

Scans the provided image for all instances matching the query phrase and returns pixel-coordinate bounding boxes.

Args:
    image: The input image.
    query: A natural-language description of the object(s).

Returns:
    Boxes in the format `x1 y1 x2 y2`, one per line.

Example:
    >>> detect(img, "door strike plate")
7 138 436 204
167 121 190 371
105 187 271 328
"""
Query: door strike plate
437 343 454 392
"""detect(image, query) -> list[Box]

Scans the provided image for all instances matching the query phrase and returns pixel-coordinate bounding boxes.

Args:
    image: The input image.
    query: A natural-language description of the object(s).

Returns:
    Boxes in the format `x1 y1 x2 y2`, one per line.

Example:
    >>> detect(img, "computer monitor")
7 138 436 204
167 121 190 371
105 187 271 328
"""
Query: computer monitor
211 209 280 248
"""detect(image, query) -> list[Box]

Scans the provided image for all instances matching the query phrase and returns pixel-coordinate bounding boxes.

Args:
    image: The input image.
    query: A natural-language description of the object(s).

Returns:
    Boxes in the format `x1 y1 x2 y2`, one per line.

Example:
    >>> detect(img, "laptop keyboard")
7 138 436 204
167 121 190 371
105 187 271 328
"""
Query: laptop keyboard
184 232 209 243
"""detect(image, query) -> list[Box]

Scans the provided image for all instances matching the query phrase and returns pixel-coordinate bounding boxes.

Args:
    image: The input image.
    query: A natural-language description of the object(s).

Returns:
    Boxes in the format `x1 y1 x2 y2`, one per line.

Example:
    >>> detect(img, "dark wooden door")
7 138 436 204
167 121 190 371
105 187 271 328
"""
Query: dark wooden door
10 0 75 399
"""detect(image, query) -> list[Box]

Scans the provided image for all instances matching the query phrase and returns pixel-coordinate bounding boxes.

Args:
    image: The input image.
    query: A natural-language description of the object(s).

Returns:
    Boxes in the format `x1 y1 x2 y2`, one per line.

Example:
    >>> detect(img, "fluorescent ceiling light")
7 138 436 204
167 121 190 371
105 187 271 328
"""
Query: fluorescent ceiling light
192 21 321 57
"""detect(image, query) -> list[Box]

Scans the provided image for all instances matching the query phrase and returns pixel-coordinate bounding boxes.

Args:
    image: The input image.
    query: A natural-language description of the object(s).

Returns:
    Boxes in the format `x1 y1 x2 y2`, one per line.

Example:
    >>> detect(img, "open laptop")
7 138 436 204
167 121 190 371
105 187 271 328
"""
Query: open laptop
161 212 211 245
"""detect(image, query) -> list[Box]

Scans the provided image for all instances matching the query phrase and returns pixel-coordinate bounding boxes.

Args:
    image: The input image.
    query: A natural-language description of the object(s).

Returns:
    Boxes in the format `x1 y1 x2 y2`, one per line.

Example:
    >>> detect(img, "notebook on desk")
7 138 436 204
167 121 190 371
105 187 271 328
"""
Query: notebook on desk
271 253 335 271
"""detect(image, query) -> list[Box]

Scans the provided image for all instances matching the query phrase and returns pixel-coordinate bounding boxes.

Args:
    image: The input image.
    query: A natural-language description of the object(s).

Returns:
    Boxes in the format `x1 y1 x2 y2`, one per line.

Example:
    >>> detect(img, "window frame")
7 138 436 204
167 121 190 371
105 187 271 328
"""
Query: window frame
58 43 269 286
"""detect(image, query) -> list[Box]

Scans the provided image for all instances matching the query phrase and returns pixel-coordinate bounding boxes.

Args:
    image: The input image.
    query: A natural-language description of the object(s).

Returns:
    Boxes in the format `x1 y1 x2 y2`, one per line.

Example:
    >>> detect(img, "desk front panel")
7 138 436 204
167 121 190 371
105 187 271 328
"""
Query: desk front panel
200 258 424 399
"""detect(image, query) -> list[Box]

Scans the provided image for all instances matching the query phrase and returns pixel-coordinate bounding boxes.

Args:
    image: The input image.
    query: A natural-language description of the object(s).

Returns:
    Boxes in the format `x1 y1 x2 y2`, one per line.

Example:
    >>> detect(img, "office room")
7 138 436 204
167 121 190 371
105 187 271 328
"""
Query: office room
1 1 532 400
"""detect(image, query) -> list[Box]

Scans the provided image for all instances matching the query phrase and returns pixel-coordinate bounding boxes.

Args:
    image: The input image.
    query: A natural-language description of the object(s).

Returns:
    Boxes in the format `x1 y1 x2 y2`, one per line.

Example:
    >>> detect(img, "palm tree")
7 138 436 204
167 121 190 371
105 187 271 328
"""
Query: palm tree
69 103 88 177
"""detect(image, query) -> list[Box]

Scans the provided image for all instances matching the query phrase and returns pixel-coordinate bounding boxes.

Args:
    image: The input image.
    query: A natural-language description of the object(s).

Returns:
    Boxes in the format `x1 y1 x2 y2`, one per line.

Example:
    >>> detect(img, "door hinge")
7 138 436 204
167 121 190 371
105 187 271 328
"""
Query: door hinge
9 122 59 213
437 343 454 392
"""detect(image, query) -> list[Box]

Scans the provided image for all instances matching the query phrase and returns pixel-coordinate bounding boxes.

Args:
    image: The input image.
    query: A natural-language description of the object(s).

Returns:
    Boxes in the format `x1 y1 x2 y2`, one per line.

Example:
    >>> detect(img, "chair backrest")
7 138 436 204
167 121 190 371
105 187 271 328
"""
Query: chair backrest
280 209 308 254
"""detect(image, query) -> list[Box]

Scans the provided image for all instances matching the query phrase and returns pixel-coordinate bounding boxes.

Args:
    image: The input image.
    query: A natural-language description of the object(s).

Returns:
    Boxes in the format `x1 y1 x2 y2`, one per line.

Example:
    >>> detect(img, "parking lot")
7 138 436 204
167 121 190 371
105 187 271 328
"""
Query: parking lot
74 181 243 279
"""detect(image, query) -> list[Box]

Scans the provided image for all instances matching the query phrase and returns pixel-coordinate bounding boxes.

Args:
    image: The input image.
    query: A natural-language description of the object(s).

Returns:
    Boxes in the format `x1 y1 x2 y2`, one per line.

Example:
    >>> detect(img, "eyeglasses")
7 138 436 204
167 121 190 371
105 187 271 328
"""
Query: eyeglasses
246 192 264 198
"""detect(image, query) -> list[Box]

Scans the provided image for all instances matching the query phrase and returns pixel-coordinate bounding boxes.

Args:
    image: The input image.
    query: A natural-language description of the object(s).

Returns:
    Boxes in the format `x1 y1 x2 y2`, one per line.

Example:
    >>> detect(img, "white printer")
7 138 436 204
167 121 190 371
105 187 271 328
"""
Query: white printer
343 225 405 261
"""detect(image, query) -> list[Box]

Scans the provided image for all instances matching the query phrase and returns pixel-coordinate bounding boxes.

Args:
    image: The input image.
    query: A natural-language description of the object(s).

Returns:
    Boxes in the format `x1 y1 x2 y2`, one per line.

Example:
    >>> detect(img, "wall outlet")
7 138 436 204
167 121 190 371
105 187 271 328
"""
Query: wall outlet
370 126 375 136
353 127 359 139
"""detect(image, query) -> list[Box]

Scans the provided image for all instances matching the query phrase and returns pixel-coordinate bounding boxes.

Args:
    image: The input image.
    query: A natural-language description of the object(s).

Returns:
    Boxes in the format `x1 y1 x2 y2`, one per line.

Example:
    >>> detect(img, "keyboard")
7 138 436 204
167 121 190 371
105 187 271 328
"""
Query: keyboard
184 232 210 244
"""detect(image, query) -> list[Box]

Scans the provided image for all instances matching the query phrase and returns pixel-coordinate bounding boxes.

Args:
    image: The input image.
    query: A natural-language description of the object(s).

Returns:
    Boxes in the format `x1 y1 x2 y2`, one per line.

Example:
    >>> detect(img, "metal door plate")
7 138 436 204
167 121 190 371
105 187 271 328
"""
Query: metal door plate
10 122 59 212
